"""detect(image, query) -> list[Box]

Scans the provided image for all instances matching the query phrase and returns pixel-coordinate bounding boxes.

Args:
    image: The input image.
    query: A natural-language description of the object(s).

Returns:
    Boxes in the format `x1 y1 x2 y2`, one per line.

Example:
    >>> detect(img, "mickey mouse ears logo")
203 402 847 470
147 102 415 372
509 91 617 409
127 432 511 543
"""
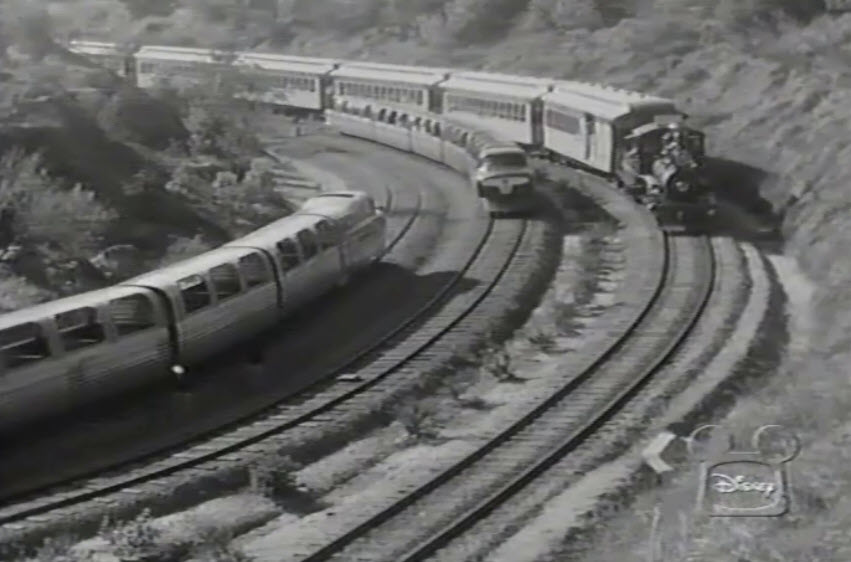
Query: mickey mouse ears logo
690 425 800 517
687 424 800 463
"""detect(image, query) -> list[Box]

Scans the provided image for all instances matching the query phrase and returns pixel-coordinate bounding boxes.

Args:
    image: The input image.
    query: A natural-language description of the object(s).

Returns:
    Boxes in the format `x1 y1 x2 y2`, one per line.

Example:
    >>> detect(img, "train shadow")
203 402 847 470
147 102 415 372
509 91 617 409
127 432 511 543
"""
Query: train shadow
0 263 479 500
699 157 786 251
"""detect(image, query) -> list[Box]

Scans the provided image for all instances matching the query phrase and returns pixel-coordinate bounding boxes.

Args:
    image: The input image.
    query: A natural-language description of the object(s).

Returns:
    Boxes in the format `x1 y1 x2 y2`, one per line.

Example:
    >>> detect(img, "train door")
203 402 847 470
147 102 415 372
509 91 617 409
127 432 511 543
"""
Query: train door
274 236 309 313
595 120 614 173
584 113 596 163
314 219 345 286
531 100 545 146
294 228 331 301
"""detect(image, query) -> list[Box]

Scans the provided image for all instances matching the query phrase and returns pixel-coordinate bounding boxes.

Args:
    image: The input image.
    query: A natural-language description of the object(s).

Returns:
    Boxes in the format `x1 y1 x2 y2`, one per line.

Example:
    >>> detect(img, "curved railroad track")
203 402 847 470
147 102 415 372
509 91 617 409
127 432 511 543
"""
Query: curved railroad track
0 136 548 551
238 226 716 562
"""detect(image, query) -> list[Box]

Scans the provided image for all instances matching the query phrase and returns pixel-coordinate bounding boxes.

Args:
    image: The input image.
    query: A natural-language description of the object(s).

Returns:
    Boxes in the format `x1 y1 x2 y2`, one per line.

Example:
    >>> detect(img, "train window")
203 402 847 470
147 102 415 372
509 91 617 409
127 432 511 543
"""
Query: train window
140 62 154 73
546 109 580 134
585 115 595 133
432 122 441 137
310 79 316 92
338 82 346 95
297 229 319 260
178 275 212 314
315 220 339 249
377 108 387 122
209 263 242 301
55 307 105 352
109 295 156 337
0 323 49 369
277 239 301 272
417 91 424 105
388 111 397 125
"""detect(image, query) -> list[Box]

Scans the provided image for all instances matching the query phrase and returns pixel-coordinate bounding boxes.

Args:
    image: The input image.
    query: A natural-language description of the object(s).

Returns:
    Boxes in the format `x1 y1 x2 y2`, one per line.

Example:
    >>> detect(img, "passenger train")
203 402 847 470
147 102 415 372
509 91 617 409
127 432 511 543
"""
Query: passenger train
0 41 716 432
67 40 716 220
0 192 385 433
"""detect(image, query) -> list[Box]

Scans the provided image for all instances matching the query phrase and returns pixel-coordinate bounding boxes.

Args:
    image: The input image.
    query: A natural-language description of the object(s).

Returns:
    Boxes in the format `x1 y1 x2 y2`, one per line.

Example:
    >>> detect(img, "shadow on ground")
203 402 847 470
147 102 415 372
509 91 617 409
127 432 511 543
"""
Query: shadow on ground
0 263 479 503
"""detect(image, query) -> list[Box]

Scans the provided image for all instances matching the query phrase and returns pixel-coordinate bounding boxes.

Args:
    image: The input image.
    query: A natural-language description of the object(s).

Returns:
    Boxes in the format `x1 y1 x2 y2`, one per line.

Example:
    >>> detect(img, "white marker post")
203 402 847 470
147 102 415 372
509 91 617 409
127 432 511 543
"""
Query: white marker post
642 431 692 562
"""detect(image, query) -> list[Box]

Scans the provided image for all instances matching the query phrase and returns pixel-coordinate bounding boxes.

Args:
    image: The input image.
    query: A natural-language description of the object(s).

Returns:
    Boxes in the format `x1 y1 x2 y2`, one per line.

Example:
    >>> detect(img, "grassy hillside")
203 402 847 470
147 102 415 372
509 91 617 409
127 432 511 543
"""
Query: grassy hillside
0 0 295 309
249 2 849 559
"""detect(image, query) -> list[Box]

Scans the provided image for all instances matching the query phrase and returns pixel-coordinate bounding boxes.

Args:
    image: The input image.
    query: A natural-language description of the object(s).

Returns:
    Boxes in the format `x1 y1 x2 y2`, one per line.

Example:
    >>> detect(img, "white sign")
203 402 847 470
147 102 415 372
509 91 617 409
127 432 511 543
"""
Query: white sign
642 431 679 474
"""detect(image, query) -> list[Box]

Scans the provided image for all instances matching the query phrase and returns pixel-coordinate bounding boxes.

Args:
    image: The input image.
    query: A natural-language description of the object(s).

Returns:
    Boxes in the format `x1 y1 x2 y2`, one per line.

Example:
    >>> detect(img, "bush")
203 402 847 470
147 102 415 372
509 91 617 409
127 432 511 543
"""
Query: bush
526 0 604 31
0 149 116 259
713 0 824 24
248 452 301 500
187 528 254 562
391 398 442 439
0 275 54 312
160 234 213 266
99 509 166 562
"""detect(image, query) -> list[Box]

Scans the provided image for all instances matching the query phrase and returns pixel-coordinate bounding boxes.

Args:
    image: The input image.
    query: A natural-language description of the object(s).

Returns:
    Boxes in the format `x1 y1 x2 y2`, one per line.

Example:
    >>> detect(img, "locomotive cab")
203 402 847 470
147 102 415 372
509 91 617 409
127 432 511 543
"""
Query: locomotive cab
617 117 713 219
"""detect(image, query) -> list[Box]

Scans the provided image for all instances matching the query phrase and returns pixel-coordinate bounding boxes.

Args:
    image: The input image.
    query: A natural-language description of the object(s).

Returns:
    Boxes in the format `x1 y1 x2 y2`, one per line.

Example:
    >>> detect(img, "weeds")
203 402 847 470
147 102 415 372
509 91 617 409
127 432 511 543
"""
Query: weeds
99 508 166 562
527 327 558 353
482 347 525 383
445 378 494 410
31 535 83 562
391 398 442 440
248 452 301 501
187 527 253 562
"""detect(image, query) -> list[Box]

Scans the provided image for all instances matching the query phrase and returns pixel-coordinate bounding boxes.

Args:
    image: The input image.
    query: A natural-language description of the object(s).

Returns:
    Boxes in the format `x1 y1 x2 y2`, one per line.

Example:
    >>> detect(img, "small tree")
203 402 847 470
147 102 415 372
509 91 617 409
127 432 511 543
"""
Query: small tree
0 150 116 260
160 234 213 266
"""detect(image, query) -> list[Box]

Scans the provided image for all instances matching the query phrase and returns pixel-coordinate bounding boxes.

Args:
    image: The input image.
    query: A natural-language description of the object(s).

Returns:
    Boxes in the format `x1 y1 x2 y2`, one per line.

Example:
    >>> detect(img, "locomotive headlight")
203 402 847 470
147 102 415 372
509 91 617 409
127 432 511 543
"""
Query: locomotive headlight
675 180 690 192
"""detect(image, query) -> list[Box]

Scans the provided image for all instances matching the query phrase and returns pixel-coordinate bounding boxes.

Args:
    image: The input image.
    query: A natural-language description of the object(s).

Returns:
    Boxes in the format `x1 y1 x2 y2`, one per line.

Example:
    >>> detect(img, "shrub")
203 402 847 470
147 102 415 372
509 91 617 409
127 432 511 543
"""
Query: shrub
99 508 165 562
527 0 604 31
248 452 301 500
0 275 54 313
160 234 213 266
188 527 254 562
713 0 824 25
527 328 558 353
392 398 442 439
29 535 85 562
0 149 117 260
482 348 525 383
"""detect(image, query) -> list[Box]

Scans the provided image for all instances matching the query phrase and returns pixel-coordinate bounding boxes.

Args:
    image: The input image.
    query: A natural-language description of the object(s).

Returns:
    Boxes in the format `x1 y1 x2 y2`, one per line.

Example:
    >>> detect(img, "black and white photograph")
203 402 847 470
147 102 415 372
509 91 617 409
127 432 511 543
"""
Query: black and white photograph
0 0 844 560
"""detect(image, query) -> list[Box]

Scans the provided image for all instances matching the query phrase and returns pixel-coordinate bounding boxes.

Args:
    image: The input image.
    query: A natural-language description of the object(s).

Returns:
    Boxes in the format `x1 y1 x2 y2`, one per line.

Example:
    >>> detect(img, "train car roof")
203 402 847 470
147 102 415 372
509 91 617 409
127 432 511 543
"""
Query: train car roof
67 40 123 55
237 52 338 74
0 286 152 331
119 246 262 289
441 71 554 100
332 61 450 86
544 81 677 121
297 191 372 219
223 213 325 249
136 45 234 63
